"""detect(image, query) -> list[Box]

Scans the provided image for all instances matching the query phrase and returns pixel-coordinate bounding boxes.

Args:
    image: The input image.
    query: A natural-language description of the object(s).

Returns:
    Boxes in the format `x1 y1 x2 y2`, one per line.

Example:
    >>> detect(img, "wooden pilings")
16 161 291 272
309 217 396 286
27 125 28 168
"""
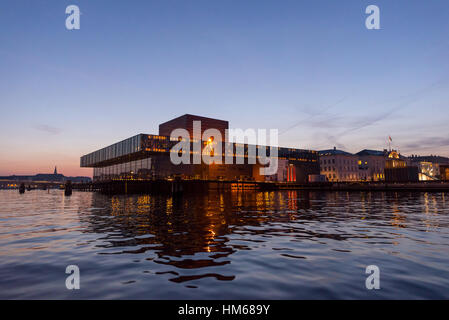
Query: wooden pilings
64 181 73 196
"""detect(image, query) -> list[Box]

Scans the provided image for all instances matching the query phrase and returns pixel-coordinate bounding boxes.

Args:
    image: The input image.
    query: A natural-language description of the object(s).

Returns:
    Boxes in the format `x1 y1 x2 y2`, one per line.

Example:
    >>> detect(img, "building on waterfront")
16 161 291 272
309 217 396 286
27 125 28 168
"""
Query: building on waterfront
385 166 419 182
440 165 449 181
416 162 440 181
80 114 320 183
356 149 420 182
315 147 443 183
408 155 449 180
356 149 388 181
384 150 419 182
319 147 360 182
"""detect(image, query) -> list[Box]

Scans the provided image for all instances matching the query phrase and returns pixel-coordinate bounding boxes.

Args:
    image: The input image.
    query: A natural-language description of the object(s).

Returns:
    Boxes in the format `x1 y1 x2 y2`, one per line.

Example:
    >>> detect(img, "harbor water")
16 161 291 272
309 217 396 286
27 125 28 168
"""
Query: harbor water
0 189 448 299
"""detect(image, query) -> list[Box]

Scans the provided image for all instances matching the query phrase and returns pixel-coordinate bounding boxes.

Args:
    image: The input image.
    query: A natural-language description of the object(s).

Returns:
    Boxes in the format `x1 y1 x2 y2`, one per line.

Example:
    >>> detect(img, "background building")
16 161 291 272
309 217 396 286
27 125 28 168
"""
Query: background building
384 150 419 182
356 149 387 181
0 166 91 184
408 155 449 180
319 147 360 182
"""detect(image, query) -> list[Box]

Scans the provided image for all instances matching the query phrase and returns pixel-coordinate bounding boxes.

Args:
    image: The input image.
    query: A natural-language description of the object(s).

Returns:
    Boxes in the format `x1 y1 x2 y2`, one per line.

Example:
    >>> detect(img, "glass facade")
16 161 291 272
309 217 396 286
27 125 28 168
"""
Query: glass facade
82 133 319 182
93 157 153 181
80 135 142 167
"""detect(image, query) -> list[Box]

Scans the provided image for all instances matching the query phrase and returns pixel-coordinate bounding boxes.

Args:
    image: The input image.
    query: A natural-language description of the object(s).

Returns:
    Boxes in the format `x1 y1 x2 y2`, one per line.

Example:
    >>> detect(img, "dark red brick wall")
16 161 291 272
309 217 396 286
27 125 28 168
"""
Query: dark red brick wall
159 114 229 141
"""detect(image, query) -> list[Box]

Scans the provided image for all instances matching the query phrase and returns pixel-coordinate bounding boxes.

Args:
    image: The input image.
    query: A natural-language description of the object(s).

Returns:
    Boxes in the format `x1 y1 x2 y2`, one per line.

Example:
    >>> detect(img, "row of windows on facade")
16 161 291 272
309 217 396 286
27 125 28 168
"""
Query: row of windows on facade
320 159 357 165
322 166 359 172
82 135 142 167
321 166 384 175
323 173 385 181
93 158 152 177
325 173 358 180
83 134 317 167
320 158 383 167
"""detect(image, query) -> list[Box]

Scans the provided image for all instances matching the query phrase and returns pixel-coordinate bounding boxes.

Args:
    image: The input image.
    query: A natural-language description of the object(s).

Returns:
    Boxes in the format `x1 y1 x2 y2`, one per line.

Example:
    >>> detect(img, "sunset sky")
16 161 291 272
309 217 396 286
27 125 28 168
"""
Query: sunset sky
1 0 449 177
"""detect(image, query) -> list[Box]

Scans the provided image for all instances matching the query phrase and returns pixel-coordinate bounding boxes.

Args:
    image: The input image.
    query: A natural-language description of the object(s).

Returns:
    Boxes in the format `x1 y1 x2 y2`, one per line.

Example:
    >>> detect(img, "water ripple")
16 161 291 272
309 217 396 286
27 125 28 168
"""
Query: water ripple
0 189 448 299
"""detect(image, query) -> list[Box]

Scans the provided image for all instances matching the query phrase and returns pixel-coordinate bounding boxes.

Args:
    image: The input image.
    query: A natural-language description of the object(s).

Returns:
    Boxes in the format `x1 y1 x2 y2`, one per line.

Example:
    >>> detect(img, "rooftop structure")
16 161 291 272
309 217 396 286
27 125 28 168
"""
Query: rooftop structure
356 149 388 157
319 147 353 156
159 114 229 141
408 155 449 164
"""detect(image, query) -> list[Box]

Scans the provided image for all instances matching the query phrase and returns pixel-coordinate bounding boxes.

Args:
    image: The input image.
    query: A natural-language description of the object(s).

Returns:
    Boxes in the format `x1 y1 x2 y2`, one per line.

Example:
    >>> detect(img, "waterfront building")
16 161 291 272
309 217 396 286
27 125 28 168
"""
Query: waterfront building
356 149 418 182
415 162 440 181
319 147 360 182
384 150 419 182
385 150 408 169
80 115 319 183
356 149 388 181
385 166 419 182
408 155 449 180
440 165 449 181
265 159 289 182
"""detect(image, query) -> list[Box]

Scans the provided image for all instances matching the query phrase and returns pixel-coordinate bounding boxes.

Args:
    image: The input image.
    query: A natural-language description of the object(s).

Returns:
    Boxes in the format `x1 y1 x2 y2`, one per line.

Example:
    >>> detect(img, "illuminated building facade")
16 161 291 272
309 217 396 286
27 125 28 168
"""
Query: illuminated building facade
384 150 418 182
415 162 440 181
356 149 388 181
319 148 361 182
80 115 319 183
318 148 419 182
408 155 449 181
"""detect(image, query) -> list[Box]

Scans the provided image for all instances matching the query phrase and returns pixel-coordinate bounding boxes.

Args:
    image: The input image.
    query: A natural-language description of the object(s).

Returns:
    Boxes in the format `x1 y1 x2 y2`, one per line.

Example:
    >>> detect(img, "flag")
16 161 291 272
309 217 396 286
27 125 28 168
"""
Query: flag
388 136 392 142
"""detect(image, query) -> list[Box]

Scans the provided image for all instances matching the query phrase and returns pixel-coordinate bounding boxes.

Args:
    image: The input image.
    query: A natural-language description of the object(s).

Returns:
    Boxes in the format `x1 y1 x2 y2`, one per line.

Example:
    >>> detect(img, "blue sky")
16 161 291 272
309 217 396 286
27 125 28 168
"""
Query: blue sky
1 0 448 176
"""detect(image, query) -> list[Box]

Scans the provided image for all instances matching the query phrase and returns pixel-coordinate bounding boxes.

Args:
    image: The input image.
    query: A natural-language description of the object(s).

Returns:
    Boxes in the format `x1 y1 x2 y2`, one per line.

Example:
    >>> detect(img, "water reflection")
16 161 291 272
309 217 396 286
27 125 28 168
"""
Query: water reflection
1 189 449 298
77 190 449 287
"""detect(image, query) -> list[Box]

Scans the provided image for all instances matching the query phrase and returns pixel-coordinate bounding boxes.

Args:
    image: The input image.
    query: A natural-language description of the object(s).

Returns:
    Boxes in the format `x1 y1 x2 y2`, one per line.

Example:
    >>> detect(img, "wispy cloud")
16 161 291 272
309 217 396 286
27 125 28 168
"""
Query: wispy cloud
279 96 348 135
403 137 449 151
33 124 62 135
291 77 449 150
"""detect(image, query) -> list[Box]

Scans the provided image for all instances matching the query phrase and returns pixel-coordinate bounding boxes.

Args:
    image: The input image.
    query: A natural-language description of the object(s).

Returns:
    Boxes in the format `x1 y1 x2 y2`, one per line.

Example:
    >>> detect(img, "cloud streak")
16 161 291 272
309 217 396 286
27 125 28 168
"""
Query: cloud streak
279 96 348 135
33 124 62 135
403 137 449 151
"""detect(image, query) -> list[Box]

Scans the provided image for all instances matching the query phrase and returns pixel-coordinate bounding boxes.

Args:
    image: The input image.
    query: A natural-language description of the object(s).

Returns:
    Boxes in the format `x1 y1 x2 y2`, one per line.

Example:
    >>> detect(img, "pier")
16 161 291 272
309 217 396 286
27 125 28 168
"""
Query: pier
71 179 449 195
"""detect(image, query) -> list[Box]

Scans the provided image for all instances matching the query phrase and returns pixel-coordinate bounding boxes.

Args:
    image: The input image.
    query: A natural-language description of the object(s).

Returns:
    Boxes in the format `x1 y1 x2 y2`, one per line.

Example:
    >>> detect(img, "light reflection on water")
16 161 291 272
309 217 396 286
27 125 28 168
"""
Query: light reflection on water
0 189 448 299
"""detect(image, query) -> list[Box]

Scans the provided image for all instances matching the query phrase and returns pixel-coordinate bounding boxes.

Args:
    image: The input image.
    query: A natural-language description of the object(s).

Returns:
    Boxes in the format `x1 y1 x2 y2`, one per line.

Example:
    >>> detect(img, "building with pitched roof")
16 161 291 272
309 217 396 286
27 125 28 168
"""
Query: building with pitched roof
319 147 360 182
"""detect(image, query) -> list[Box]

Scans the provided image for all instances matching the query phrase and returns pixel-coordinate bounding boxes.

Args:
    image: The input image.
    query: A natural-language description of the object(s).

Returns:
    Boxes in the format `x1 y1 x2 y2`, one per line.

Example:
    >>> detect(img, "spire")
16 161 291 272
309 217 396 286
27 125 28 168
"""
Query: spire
54 166 57 175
